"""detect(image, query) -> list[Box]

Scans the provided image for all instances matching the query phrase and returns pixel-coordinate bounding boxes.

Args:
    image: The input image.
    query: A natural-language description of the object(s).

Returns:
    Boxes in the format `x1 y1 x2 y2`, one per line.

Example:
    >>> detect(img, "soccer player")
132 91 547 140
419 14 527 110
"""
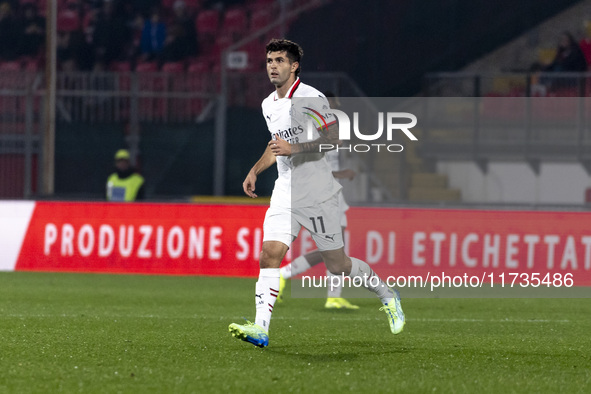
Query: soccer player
228 39 404 348
277 92 359 310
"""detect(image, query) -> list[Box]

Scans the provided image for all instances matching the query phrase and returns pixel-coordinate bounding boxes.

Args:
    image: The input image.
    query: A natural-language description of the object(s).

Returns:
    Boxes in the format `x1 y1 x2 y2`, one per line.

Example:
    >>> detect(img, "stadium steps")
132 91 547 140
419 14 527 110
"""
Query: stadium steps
407 172 462 203
404 134 462 203
408 187 461 202
410 173 448 188
404 135 431 172
366 130 462 202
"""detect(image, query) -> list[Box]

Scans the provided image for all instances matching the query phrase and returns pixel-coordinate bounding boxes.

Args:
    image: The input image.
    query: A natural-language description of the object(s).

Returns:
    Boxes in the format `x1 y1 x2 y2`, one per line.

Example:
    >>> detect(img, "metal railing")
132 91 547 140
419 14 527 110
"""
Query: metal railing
55 71 217 123
0 71 218 199
0 69 387 201
424 72 591 97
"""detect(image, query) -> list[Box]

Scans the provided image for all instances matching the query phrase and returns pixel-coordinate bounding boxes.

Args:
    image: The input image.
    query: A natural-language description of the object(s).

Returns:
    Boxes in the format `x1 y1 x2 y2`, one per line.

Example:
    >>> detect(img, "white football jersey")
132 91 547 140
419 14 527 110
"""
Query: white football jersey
325 149 350 215
261 78 342 208
325 149 339 172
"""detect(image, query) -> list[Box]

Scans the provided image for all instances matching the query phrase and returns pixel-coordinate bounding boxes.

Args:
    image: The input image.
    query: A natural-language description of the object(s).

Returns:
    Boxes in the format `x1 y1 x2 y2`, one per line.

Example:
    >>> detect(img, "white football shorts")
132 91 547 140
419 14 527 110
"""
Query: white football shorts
263 194 344 251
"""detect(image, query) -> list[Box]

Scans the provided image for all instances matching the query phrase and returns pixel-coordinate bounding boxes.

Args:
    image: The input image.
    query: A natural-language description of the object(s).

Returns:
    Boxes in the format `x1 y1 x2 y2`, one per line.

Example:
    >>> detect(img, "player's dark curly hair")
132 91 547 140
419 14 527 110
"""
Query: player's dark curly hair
266 38 304 76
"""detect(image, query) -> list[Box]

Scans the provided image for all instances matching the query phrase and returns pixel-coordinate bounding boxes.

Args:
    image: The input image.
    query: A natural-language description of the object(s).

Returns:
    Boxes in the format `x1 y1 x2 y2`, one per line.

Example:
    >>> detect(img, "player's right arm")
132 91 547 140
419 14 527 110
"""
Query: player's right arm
243 144 276 198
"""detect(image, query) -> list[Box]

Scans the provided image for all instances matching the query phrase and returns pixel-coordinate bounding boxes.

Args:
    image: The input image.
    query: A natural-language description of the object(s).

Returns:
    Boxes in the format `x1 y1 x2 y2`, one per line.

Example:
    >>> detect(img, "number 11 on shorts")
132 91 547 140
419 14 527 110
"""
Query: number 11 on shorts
309 216 325 233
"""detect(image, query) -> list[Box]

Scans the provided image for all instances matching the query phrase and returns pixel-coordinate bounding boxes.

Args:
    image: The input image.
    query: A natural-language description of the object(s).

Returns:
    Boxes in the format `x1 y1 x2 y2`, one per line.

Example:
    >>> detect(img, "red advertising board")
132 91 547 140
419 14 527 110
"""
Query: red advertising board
343 207 591 286
2 202 590 286
15 202 267 276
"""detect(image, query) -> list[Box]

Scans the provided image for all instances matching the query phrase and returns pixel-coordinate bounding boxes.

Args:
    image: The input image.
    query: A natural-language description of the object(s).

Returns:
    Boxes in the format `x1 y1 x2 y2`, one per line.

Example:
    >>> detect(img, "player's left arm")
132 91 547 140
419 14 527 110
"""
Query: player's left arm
270 122 340 156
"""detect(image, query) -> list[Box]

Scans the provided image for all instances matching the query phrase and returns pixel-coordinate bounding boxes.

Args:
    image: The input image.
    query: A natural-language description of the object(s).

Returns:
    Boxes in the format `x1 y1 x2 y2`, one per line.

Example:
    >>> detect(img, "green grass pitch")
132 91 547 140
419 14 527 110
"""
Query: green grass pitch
0 272 589 393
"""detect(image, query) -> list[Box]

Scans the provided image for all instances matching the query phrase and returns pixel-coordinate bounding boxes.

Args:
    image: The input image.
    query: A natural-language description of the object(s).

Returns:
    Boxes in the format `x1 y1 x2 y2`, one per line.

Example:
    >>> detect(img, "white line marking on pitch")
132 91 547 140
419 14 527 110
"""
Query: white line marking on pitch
0 314 571 323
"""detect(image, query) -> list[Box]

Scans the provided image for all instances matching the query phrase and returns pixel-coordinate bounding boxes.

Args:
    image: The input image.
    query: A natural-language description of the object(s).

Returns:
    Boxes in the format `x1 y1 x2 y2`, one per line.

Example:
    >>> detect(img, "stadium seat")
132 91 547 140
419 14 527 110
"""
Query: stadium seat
24 59 40 72
196 9 220 35
135 62 158 72
0 61 21 71
109 61 132 72
579 38 591 69
250 9 273 32
212 34 233 59
246 0 276 13
532 96 577 121
184 0 202 12
222 6 248 39
161 62 185 73
481 94 526 122
196 9 220 55
537 48 556 65
57 10 80 32
187 60 210 74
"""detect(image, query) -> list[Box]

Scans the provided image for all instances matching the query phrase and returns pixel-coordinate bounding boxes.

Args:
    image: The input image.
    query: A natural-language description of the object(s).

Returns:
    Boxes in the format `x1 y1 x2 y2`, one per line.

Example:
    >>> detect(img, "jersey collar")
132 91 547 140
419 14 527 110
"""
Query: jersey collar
274 77 301 100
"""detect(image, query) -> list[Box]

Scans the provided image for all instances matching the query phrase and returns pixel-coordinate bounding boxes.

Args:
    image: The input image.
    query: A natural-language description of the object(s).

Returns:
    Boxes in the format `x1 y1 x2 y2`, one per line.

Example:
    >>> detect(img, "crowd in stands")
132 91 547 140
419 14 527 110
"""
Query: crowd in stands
0 0 291 73
524 30 591 97
544 31 588 73
531 30 588 74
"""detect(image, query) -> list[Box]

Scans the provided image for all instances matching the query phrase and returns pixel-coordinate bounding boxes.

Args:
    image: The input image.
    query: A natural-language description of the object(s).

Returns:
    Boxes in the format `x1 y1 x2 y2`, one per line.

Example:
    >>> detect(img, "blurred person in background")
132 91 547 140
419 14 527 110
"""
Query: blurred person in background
139 6 167 62
17 3 45 58
92 0 131 67
170 0 198 57
128 12 145 61
277 91 360 310
0 2 18 61
160 23 188 64
534 31 588 93
544 31 587 72
57 29 93 71
106 149 145 202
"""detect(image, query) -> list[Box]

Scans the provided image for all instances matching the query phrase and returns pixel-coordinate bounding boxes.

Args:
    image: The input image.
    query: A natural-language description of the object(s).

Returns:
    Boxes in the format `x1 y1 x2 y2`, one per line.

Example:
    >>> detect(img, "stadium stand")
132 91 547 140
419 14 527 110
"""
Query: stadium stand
3 0 587 201
416 0 591 203
2 0 327 72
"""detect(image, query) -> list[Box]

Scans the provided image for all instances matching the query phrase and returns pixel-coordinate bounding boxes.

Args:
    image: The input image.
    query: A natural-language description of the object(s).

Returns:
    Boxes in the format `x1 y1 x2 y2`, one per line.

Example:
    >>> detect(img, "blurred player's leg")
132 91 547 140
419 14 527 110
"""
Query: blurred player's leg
278 229 359 309
325 269 359 309
278 252 319 302
324 224 359 309
348 256 404 333
323 250 405 334
279 254 313 280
